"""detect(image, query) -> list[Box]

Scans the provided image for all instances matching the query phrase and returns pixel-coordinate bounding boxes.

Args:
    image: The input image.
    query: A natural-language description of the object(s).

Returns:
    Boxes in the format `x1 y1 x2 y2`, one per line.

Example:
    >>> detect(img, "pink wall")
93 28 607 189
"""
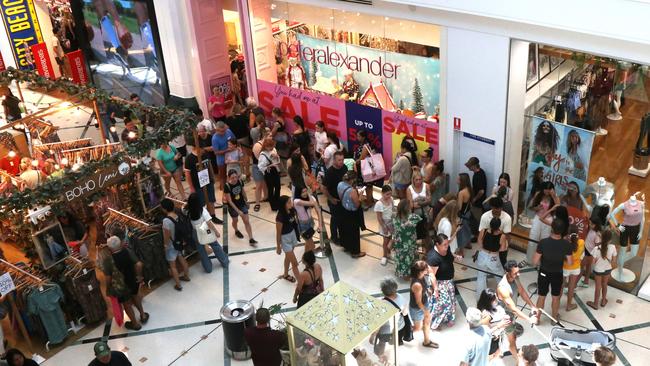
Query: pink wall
187 0 231 111
248 0 277 83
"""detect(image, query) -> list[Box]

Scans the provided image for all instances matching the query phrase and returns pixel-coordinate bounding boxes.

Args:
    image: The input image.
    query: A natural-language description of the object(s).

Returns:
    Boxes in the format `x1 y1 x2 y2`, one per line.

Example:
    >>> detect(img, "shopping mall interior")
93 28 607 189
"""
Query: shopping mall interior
0 0 649 365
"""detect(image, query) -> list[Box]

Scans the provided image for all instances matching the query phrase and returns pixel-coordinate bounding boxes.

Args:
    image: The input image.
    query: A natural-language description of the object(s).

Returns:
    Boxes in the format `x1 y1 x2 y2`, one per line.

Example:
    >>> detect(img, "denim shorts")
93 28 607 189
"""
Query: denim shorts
409 307 424 322
281 232 298 252
393 182 409 190
165 245 180 262
298 219 314 234
252 165 264 182
227 204 249 218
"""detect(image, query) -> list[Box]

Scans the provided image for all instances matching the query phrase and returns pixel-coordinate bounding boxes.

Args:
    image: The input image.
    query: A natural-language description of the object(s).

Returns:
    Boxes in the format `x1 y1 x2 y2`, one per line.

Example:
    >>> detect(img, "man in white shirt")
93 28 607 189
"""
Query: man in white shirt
196 109 216 133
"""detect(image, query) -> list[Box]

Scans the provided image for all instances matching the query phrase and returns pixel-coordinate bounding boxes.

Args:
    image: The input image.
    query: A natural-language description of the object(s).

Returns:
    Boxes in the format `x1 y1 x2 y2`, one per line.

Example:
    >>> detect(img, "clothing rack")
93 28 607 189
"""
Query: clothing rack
0 259 48 351
33 138 92 154
59 142 122 163
105 208 154 232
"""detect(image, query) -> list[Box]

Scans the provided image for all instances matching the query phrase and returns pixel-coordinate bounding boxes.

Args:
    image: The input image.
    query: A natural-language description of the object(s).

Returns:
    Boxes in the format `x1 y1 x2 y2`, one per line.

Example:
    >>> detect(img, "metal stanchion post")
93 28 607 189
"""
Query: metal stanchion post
314 203 331 258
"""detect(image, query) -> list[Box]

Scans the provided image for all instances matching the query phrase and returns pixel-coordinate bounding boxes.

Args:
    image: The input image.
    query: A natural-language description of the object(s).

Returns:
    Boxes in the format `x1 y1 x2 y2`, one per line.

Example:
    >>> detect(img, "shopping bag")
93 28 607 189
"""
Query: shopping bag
110 296 124 327
361 145 386 182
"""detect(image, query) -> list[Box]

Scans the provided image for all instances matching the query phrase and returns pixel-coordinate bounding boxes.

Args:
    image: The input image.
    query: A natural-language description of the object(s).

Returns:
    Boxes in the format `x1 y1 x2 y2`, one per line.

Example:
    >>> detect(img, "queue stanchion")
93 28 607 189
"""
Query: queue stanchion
314 203 331 258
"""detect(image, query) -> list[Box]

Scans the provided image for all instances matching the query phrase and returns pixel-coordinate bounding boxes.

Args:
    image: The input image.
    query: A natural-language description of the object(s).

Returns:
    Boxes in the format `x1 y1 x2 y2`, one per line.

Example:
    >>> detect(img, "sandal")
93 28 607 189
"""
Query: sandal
586 301 598 310
278 274 296 283
124 321 142 331
422 341 439 349
601 299 608 307
141 312 150 324
174 285 183 291
566 304 578 312
180 276 191 282
235 230 244 239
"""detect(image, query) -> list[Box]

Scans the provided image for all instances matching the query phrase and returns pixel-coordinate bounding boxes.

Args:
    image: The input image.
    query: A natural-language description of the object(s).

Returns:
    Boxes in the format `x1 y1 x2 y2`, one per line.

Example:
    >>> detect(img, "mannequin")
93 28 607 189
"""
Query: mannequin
609 192 645 283
285 56 307 90
582 177 615 214
606 89 623 121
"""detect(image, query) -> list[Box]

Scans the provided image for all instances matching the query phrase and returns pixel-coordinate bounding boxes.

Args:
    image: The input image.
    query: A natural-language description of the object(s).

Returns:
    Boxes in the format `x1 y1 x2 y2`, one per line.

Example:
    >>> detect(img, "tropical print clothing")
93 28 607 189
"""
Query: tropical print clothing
393 213 422 277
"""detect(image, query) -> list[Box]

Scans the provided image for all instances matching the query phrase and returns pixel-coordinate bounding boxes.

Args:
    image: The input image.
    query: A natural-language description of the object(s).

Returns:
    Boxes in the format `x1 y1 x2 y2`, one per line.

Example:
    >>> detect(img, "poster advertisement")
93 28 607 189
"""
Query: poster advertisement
257 79 439 172
457 133 495 191
525 117 595 199
81 0 164 104
346 102 383 155
66 50 90 84
31 43 55 79
276 33 439 117
0 0 43 70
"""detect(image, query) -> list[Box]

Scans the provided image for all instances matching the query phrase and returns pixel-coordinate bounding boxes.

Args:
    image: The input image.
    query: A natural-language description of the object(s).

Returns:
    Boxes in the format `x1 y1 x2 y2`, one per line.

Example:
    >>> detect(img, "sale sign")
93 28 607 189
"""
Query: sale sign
346 101 383 155
257 80 347 141
31 43 54 79
66 50 89 84
381 110 439 169
567 206 589 240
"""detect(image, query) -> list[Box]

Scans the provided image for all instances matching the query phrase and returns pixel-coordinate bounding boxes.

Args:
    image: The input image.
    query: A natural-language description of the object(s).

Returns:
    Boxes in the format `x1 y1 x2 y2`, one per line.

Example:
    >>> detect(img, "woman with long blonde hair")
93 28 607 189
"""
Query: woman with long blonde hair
435 200 460 254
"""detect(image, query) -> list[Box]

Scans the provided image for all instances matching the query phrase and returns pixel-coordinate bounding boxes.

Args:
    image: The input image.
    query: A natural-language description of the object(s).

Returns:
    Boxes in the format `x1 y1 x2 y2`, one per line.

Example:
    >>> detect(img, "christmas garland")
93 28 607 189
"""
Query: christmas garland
0 68 196 218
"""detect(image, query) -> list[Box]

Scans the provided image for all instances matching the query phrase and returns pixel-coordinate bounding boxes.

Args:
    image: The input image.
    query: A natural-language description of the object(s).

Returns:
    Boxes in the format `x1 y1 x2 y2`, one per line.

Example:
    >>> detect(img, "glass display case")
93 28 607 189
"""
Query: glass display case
285 282 399 366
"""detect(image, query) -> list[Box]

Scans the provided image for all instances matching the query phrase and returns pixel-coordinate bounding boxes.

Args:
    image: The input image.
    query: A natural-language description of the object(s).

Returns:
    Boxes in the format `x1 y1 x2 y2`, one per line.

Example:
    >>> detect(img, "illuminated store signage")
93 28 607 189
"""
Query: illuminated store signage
0 0 43 69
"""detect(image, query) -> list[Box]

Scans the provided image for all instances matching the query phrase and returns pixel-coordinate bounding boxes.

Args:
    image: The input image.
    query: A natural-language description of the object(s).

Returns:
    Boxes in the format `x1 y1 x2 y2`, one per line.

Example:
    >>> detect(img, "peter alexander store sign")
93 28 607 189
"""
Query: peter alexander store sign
278 40 401 79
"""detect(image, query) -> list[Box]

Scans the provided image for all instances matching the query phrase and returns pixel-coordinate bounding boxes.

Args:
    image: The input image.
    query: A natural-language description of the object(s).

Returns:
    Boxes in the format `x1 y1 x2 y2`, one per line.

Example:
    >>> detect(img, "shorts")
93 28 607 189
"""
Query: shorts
193 182 216 205
228 204 249 218
537 270 563 297
393 182 408 190
584 248 592 257
563 268 581 277
594 269 612 276
620 224 640 247
165 245 180 262
504 311 517 334
251 165 264 182
281 232 298 252
409 307 424 322
379 222 394 237
298 219 314 234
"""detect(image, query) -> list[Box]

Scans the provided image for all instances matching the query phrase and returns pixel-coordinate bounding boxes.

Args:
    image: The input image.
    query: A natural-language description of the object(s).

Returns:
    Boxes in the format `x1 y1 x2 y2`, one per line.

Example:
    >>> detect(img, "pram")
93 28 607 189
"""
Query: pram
549 326 616 365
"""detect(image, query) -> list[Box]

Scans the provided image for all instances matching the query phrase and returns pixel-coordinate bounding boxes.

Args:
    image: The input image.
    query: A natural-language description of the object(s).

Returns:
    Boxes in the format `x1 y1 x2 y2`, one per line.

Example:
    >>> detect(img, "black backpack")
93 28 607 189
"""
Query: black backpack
165 209 195 250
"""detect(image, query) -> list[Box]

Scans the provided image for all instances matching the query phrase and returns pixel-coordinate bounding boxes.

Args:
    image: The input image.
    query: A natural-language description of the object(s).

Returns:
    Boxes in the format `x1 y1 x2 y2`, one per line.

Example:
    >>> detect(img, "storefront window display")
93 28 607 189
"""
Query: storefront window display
514 43 650 291
78 0 166 105
251 1 441 168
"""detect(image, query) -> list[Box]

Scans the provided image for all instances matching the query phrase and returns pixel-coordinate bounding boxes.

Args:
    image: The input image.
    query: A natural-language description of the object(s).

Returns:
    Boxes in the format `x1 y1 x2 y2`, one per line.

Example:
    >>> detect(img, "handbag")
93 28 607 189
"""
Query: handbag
383 296 413 342
110 296 124 327
361 145 386 183
194 218 218 245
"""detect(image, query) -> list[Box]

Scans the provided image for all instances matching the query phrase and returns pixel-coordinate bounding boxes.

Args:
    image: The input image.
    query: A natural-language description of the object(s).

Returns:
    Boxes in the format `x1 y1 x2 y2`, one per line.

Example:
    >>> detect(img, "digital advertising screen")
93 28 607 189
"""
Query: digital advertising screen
80 0 166 105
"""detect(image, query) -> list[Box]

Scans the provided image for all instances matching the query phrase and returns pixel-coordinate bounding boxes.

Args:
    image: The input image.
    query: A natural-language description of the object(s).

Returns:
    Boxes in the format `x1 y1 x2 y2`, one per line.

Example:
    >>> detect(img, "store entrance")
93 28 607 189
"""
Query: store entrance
515 44 650 292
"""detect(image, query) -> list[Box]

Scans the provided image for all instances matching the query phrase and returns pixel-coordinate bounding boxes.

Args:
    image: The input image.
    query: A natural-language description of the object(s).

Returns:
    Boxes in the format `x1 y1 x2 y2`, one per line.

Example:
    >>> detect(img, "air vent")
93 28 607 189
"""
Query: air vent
338 0 372 5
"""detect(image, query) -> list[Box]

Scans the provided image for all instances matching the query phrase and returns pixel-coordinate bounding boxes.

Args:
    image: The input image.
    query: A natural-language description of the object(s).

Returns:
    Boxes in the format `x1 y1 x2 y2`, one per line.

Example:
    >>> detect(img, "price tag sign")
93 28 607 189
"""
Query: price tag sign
198 169 210 188
0 273 16 296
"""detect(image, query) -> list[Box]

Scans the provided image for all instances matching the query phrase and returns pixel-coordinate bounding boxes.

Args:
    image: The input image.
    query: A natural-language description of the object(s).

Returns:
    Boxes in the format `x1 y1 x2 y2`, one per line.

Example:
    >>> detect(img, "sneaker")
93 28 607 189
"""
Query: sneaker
380 257 387 266
235 230 244 239
249 239 258 246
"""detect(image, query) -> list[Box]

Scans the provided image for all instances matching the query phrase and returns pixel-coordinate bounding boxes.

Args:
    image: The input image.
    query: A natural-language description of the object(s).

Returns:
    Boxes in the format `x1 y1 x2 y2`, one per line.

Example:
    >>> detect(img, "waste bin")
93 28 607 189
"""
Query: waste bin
220 300 255 360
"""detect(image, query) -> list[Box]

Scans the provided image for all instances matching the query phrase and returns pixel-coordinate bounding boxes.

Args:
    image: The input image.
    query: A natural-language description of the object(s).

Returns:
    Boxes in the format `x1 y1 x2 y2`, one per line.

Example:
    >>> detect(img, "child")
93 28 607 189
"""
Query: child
563 226 584 312
311 151 326 183
374 185 395 266
225 138 244 178
594 346 616 366
518 344 539 366
293 185 319 253
224 169 257 246
587 230 616 310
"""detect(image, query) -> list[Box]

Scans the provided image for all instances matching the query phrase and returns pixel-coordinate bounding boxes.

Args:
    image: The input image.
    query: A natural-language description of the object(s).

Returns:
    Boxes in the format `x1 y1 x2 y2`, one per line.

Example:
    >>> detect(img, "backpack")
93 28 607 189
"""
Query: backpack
165 210 195 251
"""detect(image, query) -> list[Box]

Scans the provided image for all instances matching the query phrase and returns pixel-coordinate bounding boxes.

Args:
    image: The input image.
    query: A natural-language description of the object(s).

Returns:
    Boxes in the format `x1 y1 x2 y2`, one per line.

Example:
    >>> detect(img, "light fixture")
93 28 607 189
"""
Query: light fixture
54 164 60 170
72 163 81 171
128 131 137 139
61 101 72 108
8 150 16 158
61 157 69 166
31 160 39 167
109 126 116 133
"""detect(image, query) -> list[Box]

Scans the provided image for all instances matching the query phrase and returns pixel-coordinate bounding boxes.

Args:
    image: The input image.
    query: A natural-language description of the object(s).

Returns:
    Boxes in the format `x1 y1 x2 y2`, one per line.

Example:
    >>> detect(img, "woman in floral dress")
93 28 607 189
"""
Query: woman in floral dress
393 199 422 278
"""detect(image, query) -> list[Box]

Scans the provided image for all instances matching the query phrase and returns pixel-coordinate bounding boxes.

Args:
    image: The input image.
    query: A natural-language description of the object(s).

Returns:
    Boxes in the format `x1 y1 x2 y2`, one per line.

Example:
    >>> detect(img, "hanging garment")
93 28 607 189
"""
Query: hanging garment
26 284 68 345
131 232 168 283
71 269 106 324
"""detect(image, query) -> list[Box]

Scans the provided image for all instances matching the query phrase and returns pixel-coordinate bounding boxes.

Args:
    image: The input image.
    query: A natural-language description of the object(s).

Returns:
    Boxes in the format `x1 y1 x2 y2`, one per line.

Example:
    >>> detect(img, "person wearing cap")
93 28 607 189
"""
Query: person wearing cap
89 342 131 366
461 307 495 366
244 308 287 366
465 157 487 239
497 260 539 363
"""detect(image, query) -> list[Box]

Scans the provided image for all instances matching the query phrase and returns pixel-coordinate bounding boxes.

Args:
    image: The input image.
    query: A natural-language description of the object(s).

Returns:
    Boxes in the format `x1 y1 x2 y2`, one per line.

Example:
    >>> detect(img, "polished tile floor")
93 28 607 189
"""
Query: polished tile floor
41 180 650 366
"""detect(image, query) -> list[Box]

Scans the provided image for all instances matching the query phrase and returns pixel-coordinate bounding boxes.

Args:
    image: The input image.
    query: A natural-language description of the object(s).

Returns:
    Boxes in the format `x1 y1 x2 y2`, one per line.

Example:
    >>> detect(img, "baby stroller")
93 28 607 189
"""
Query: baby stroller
549 326 616 365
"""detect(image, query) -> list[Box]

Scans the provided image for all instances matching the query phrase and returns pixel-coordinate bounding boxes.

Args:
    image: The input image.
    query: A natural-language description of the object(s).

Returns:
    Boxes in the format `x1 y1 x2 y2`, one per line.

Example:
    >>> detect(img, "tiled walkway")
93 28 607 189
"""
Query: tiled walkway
42 181 650 365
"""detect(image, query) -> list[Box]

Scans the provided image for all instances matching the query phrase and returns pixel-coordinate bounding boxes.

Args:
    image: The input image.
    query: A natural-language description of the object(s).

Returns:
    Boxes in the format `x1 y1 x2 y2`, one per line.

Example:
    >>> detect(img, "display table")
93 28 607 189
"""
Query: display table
286 281 399 365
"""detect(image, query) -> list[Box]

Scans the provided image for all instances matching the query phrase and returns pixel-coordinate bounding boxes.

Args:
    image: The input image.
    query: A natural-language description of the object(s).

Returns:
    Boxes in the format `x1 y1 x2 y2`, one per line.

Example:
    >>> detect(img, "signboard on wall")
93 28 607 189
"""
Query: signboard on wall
524 117 595 199
208 74 233 110
0 0 43 70
257 79 439 172
31 42 54 79
63 162 131 202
